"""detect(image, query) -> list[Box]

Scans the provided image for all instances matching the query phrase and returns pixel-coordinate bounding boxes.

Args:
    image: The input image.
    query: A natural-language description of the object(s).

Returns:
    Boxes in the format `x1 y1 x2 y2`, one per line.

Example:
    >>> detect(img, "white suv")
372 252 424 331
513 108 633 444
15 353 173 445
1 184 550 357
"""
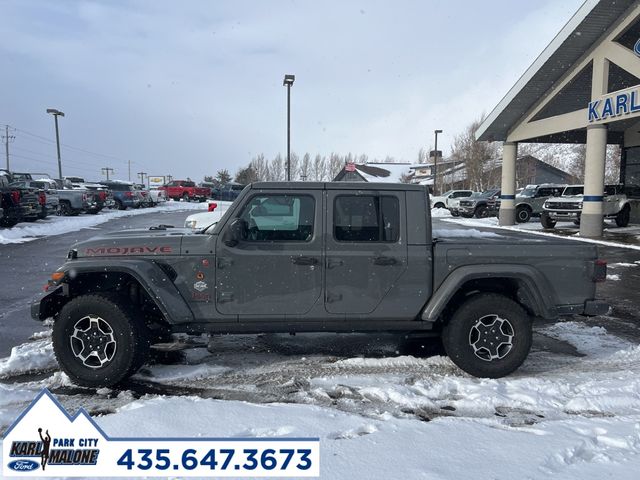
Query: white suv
429 190 474 209
541 184 631 228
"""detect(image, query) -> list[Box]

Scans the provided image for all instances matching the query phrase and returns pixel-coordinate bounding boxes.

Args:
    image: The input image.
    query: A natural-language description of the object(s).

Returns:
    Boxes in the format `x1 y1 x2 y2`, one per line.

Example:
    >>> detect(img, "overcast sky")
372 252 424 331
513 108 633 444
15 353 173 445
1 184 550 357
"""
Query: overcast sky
0 0 585 182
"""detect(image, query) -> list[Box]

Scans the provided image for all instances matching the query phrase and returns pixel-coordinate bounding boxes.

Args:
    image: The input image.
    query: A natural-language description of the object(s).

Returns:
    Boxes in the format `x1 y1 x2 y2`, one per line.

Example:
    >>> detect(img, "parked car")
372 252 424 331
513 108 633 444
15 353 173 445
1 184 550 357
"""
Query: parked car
57 185 92 216
99 180 141 210
148 188 167 205
9 179 59 219
541 184 631 228
0 171 41 225
493 184 566 223
159 180 210 202
214 182 246 201
133 184 152 208
75 183 112 214
184 203 220 229
456 189 501 218
430 190 474 209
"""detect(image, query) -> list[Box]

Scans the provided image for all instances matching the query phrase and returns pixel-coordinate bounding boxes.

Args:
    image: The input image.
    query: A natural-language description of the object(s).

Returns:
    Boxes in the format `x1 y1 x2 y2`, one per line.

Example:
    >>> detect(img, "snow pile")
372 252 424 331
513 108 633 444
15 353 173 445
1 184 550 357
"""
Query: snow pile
433 227 503 238
430 207 452 218
0 201 231 245
0 339 57 378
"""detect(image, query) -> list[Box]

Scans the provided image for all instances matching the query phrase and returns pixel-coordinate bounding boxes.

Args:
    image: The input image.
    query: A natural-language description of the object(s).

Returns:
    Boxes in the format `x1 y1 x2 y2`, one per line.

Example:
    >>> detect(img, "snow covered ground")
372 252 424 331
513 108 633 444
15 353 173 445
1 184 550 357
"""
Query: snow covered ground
1 321 639 479
0 200 225 245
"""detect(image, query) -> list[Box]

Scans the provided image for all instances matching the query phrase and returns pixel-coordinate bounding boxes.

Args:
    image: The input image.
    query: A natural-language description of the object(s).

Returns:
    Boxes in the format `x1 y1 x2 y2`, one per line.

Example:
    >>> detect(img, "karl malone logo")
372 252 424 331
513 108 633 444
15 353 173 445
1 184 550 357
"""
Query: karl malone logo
4 389 102 474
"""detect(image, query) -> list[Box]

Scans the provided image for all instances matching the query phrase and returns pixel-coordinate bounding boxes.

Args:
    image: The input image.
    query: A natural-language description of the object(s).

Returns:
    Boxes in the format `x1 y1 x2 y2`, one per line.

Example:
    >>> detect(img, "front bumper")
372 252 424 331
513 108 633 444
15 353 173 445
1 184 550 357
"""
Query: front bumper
547 210 580 221
31 285 66 321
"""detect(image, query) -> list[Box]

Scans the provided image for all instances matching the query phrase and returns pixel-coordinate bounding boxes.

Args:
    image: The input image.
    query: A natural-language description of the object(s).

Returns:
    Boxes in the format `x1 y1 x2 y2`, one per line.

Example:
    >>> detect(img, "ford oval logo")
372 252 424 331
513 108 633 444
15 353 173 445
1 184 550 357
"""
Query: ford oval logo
634 38 640 57
8 459 39 471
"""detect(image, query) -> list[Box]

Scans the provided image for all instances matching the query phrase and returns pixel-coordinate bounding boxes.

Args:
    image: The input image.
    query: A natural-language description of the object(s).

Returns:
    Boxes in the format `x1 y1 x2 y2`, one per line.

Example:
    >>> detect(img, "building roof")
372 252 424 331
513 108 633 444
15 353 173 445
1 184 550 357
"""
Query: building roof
476 0 637 142
334 162 413 183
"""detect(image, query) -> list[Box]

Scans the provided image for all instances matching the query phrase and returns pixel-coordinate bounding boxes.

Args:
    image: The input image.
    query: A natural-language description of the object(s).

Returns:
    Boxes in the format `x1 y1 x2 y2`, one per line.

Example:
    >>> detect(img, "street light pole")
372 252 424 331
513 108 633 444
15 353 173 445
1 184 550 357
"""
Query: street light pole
46 108 65 179
433 129 442 194
283 74 295 181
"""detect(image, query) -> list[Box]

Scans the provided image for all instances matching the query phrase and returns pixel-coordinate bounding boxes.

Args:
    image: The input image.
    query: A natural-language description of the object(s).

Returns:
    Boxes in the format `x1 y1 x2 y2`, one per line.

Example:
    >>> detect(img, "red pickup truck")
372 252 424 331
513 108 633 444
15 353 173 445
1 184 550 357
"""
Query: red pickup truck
159 180 210 202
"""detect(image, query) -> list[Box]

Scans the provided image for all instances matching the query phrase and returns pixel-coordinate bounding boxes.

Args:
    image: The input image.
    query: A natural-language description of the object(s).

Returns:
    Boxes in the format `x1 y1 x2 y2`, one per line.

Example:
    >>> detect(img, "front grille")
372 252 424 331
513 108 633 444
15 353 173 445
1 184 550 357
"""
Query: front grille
459 201 474 207
546 202 580 210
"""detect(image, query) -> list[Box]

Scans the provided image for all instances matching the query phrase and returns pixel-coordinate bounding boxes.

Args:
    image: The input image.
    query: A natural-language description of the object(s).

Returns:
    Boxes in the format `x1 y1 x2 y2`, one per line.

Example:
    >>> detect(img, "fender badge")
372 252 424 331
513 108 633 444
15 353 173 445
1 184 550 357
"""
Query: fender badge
194 281 208 292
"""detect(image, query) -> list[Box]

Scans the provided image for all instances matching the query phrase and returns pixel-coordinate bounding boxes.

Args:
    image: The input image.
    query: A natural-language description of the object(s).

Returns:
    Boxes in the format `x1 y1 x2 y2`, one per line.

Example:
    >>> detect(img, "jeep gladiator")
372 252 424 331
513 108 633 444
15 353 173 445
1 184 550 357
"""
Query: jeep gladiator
31 182 608 387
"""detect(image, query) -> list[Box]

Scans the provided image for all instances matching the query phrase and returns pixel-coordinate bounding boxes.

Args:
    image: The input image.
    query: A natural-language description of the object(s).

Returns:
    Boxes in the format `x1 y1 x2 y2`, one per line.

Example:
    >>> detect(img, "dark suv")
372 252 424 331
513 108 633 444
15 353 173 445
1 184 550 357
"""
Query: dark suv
99 181 140 210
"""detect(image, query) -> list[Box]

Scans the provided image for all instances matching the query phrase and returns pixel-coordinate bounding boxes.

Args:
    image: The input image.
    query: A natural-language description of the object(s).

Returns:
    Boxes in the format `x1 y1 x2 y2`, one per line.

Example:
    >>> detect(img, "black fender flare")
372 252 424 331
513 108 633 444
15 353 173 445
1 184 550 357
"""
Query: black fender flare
33 259 194 324
421 264 558 322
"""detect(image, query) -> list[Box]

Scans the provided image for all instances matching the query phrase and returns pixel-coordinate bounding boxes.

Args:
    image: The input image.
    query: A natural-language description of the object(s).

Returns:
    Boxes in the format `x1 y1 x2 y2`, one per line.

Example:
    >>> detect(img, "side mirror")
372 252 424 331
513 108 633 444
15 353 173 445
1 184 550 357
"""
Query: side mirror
223 218 248 247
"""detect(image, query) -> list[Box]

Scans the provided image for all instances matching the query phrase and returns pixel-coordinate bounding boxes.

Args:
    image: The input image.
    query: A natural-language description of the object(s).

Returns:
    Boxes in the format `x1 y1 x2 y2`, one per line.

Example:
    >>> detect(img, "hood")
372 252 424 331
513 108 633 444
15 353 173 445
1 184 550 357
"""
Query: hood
72 227 192 258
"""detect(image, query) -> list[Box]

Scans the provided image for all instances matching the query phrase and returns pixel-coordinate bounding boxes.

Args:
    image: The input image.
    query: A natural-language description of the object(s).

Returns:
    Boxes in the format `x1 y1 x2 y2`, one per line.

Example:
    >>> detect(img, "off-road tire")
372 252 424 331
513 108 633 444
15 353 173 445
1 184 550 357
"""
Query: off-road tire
450 210 460 217
540 213 556 229
115 199 126 210
516 205 531 223
53 294 150 387
615 205 630 228
442 293 532 378
474 205 489 218
434 202 445 209
182 193 190 202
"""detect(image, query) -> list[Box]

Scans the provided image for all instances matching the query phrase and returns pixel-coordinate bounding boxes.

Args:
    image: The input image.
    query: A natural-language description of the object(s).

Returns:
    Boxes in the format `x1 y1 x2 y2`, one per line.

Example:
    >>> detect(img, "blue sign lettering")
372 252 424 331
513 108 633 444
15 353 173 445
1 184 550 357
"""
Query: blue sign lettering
615 93 629 115
588 100 600 121
631 91 640 113
601 97 614 118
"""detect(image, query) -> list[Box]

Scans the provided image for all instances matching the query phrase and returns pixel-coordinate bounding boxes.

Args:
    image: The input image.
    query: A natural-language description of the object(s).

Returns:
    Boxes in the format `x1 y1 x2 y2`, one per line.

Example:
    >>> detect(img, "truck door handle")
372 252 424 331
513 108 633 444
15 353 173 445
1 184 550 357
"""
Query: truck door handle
373 256 399 266
292 256 319 266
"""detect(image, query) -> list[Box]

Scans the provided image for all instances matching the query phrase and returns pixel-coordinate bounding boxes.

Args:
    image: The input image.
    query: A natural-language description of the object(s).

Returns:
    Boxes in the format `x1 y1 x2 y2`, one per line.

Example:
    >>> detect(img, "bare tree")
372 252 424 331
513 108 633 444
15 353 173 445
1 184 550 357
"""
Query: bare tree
270 154 284 181
235 165 258 184
300 153 311 181
449 117 498 192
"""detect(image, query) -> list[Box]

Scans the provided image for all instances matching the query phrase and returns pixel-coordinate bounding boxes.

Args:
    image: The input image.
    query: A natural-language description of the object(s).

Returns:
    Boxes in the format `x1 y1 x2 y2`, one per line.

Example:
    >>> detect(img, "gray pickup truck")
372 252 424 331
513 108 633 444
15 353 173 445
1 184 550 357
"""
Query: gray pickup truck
31 182 608 387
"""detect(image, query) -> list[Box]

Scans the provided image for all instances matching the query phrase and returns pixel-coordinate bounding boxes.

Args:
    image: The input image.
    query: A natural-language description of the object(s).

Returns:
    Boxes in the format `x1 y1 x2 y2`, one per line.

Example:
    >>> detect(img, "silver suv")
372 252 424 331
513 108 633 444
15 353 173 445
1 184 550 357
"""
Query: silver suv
513 184 565 223
541 184 631 228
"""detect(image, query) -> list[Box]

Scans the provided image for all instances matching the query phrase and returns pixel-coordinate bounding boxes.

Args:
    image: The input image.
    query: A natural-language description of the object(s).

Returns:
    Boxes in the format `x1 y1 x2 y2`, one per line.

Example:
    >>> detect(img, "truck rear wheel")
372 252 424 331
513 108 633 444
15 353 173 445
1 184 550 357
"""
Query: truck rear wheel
53 294 150 387
442 293 532 378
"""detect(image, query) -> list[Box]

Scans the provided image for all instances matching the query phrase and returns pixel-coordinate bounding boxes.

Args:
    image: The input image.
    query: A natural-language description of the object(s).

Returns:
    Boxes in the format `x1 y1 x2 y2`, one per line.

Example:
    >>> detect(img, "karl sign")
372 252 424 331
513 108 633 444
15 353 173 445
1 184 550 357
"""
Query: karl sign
588 85 640 123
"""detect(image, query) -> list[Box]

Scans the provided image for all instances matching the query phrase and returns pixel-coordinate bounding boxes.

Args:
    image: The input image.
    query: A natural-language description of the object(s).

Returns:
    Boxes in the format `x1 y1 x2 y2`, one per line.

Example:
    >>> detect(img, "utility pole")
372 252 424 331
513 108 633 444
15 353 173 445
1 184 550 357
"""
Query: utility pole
2 125 15 170
283 74 295 181
128 160 131 181
433 129 443 195
46 109 65 179
101 167 114 180
137 171 147 184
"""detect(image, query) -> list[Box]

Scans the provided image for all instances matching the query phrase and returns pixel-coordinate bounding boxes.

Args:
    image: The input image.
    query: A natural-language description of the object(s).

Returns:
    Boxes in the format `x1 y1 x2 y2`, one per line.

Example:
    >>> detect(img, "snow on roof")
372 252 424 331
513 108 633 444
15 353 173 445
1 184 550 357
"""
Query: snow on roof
354 162 412 183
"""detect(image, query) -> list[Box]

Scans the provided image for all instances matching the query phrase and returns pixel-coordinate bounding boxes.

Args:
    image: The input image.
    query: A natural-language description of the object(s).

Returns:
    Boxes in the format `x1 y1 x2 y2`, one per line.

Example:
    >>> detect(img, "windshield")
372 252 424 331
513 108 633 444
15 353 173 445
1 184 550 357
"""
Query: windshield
563 186 584 196
518 187 536 197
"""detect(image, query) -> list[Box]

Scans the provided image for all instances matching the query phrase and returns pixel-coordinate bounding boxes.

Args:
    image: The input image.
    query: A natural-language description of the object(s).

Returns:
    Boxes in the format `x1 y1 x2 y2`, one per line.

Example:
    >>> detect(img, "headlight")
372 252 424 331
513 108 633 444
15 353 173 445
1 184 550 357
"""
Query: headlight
578 202 583 209
185 220 197 229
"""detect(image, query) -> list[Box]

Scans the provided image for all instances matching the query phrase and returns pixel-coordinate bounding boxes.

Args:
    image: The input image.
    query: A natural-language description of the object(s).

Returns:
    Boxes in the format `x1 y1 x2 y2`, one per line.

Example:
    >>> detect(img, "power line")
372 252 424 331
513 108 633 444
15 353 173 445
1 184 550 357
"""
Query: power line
11 125 133 165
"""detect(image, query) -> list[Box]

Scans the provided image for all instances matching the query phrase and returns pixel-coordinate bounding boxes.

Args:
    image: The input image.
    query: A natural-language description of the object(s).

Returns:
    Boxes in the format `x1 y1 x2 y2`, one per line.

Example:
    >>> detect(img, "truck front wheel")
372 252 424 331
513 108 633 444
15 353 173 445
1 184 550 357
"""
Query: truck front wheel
53 294 150 387
442 294 532 378
540 213 556 229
